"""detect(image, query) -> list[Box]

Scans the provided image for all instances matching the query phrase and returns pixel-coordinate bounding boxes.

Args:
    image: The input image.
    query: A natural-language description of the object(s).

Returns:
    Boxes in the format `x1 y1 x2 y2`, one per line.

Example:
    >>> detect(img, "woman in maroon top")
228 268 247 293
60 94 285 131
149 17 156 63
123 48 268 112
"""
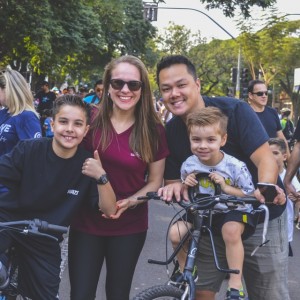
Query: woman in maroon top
69 55 169 300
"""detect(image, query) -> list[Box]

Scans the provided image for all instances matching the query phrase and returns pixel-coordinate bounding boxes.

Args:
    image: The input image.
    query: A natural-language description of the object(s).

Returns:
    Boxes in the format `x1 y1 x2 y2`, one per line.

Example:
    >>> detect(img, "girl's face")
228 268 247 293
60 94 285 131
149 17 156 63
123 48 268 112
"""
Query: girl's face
108 62 142 113
189 124 227 166
0 87 6 106
51 105 89 158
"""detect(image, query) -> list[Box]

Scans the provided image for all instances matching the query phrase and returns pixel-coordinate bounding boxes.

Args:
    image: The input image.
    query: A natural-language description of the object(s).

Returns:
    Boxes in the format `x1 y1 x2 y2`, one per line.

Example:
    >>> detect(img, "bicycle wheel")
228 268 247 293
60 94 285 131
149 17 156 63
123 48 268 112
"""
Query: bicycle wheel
133 284 184 300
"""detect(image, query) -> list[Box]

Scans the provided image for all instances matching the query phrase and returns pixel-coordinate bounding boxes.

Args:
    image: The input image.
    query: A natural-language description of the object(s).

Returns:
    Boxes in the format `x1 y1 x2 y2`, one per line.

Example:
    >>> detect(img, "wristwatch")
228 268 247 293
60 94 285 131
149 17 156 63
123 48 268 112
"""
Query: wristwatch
96 174 109 185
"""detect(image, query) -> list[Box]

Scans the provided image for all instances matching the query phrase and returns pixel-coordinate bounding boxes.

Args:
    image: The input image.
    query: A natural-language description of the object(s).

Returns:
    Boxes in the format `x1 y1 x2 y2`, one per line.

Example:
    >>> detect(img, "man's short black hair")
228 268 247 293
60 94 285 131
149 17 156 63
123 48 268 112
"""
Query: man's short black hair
156 55 197 85
248 79 265 93
41 80 49 86
94 79 103 87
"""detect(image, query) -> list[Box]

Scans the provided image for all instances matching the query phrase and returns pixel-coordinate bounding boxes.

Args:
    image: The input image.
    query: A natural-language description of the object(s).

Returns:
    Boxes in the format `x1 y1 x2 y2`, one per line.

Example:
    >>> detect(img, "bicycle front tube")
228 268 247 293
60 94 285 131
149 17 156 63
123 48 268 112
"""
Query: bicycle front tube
183 210 204 300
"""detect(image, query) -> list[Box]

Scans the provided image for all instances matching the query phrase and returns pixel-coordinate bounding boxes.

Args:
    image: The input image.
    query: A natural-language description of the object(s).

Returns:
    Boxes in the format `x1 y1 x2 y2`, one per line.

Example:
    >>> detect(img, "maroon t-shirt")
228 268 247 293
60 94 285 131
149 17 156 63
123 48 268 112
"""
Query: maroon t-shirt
71 123 169 236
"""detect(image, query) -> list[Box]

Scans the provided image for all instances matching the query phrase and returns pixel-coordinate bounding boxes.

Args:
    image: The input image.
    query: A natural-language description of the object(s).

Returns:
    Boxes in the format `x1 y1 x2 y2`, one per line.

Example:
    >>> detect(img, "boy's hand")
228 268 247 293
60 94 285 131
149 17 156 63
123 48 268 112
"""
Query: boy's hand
184 173 197 186
82 150 106 180
209 172 225 188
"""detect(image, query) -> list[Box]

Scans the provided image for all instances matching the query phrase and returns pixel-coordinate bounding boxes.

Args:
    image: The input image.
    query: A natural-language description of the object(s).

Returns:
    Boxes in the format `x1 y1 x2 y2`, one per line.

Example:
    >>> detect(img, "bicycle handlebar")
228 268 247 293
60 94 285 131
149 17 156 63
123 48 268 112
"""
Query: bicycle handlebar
138 192 260 210
0 219 68 241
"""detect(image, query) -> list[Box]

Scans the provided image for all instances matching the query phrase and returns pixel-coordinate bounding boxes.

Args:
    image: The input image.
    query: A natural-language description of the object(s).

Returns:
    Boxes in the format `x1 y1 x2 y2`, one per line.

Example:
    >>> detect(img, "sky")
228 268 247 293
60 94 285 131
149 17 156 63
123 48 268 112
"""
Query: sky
152 0 300 40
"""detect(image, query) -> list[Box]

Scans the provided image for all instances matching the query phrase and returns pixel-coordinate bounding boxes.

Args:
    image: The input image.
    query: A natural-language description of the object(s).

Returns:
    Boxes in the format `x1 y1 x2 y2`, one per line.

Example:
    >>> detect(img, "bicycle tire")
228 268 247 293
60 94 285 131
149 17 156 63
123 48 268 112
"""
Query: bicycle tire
132 284 184 300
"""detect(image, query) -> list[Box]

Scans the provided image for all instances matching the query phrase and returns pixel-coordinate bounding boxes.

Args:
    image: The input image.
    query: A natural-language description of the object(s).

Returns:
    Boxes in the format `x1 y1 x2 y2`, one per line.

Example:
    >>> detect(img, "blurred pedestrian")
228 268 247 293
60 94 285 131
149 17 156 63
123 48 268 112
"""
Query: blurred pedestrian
0 66 42 190
83 80 103 105
35 80 56 136
248 80 290 157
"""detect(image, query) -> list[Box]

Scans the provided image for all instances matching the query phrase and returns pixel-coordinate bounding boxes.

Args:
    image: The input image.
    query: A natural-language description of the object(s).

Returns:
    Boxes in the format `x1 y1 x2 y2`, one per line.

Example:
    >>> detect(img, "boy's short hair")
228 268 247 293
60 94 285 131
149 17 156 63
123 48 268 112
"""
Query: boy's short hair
186 107 228 136
52 94 90 124
268 138 287 153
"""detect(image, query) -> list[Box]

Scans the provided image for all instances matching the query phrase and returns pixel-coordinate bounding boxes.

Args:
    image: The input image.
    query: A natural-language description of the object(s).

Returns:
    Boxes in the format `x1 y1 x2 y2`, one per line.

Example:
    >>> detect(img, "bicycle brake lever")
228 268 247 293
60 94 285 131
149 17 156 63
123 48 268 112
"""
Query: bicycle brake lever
22 229 58 242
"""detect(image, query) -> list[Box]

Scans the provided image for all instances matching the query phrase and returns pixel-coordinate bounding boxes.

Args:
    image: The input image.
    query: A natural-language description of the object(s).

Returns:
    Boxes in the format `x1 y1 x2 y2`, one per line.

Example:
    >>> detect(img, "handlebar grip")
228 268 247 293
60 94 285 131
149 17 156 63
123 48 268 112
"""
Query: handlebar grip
46 223 68 234
33 219 68 234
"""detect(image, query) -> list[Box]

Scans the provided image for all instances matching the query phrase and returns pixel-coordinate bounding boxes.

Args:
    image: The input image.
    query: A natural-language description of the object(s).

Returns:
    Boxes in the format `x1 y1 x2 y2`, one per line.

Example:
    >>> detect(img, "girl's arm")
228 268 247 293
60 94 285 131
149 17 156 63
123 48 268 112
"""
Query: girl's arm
109 158 166 219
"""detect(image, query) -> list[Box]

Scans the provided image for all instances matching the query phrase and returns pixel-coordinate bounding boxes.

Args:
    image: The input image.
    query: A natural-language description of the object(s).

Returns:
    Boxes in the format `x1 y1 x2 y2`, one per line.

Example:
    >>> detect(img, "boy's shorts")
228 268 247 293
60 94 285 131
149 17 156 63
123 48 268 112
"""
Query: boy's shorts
177 209 258 240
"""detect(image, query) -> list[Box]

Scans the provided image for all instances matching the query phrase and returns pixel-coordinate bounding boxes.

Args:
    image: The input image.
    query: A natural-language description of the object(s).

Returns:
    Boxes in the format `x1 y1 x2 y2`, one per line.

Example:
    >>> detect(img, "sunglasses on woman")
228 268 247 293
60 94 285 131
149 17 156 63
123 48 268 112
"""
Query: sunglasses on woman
110 79 142 92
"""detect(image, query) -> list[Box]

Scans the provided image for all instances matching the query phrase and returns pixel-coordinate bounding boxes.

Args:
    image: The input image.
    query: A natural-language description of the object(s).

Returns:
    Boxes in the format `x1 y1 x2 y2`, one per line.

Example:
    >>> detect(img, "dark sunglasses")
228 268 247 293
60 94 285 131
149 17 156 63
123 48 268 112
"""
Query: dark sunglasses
96 88 103 92
110 79 142 92
251 91 268 96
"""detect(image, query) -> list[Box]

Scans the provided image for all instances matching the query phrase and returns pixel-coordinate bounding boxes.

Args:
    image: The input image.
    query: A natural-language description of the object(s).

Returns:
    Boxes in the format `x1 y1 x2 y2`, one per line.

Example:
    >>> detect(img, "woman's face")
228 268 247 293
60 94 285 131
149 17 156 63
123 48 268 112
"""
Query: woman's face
108 62 142 113
0 87 6 106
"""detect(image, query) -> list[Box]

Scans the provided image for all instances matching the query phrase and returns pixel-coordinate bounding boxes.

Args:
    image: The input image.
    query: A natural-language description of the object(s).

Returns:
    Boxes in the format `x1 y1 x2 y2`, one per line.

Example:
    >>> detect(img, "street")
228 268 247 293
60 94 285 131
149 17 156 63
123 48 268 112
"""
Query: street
59 200 300 299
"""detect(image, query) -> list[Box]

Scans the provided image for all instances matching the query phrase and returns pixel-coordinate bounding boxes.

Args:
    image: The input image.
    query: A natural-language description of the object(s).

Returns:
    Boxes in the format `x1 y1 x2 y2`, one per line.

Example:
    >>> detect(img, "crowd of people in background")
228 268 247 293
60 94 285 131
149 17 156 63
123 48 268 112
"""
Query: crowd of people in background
0 54 300 300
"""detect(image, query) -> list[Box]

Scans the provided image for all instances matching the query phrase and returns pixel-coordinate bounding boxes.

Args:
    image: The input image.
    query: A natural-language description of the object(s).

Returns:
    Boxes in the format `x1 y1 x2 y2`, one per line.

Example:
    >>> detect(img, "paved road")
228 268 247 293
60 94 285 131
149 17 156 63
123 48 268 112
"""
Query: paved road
59 200 300 299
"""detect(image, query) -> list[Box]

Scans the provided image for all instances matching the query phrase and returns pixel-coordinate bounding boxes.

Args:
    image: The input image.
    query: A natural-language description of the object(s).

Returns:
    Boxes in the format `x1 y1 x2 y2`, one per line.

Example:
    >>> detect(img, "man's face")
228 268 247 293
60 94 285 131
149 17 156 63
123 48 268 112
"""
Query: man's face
42 84 49 92
248 83 268 109
95 84 104 99
158 64 201 118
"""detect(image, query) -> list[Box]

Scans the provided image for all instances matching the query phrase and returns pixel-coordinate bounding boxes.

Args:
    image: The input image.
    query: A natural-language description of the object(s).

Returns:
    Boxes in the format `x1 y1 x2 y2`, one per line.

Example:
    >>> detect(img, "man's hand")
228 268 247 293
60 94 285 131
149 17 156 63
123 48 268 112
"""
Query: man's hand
157 181 188 202
254 185 286 205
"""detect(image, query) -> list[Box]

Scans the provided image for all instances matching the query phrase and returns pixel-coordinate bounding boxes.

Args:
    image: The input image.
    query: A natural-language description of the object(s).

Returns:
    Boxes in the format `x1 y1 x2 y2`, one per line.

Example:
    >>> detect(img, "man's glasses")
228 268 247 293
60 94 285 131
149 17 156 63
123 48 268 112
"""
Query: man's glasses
251 91 268 96
96 88 103 93
110 79 142 92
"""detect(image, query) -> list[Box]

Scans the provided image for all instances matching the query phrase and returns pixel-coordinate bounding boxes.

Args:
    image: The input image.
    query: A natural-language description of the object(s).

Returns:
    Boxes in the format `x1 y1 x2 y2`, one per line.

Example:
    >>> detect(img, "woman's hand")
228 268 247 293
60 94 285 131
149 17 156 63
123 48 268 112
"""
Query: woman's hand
102 198 138 219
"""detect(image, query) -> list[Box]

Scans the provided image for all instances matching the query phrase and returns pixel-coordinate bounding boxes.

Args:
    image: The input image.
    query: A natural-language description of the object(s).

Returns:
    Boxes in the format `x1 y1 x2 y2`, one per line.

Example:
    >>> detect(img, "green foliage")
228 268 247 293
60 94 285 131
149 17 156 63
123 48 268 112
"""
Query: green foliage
199 0 276 18
0 0 156 88
189 38 238 96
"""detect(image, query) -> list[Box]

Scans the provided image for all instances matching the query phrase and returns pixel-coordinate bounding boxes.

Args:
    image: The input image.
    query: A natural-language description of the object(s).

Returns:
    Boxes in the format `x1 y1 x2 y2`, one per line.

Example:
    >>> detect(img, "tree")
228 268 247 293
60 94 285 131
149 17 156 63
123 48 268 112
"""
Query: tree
199 0 276 18
237 12 300 120
0 0 156 88
189 38 238 96
156 22 203 56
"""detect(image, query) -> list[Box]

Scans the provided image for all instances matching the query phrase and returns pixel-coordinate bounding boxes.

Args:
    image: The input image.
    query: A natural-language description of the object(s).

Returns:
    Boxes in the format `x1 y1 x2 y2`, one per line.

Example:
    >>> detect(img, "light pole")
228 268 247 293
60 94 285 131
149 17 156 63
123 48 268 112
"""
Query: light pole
150 6 242 98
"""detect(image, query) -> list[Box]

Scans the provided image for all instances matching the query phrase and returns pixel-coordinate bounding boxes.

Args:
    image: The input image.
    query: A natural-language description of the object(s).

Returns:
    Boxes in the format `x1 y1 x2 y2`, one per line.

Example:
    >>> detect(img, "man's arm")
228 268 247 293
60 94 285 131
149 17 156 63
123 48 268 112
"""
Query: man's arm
284 141 300 197
250 142 285 205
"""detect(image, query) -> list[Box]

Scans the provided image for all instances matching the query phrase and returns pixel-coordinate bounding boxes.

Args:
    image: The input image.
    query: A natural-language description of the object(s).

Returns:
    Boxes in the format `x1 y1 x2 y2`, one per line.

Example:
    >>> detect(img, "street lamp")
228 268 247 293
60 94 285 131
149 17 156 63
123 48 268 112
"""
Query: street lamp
146 5 242 98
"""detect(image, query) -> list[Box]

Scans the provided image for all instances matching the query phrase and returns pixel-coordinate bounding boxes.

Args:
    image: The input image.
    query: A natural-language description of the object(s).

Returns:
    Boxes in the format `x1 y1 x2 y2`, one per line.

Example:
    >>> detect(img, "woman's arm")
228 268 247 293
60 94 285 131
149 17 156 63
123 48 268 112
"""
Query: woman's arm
109 158 166 219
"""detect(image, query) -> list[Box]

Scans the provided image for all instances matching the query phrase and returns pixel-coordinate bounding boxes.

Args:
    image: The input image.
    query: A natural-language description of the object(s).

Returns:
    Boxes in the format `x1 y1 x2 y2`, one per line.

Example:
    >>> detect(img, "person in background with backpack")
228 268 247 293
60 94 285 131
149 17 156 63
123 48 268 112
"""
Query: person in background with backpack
281 107 294 150
83 79 103 105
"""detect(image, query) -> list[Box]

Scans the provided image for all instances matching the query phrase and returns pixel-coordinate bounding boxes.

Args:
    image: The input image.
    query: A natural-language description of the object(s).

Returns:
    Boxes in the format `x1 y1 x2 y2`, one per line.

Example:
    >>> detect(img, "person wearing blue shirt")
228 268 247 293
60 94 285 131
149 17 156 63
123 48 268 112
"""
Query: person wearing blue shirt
0 67 42 157
156 55 288 300
83 79 103 105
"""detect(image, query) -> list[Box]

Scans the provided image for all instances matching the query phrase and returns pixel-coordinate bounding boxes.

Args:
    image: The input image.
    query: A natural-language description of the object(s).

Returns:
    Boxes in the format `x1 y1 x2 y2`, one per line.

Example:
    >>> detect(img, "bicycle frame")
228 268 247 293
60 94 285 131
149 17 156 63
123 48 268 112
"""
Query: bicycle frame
136 193 268 300
0 219 68 299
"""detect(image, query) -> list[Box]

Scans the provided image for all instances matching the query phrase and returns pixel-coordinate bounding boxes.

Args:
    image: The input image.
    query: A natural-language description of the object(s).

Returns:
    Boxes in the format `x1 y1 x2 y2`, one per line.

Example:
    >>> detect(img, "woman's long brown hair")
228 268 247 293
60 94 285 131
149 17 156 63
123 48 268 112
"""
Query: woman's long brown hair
92 55 162 163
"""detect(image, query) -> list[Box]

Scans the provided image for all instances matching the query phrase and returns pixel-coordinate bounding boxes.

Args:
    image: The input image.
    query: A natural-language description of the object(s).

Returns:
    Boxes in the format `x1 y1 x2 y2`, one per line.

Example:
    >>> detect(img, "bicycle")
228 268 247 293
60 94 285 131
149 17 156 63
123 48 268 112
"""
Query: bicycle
0 218 68 300
132 174 269 300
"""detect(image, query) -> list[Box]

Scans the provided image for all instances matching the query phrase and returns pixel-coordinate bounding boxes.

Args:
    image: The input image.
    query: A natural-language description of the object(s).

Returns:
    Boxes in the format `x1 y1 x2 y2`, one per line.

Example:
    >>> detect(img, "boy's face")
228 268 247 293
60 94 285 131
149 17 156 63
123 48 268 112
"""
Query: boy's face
189 124 227 166
269 144 286 172
51 105 89 158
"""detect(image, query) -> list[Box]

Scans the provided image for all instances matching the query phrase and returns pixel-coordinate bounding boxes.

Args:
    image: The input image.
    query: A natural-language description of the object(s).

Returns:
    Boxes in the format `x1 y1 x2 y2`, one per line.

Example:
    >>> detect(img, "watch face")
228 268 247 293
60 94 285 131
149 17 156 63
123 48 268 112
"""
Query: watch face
97 174 109 185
